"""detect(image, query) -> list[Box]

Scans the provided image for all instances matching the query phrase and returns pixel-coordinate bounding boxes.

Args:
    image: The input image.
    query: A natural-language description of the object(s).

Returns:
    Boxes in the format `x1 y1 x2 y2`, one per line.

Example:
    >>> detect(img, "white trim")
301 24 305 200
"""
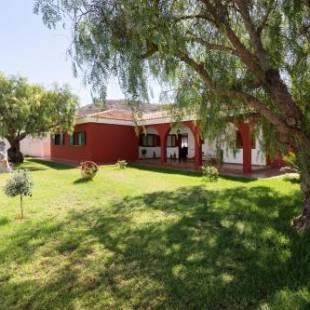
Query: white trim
76 117 135 126
76 112 198 126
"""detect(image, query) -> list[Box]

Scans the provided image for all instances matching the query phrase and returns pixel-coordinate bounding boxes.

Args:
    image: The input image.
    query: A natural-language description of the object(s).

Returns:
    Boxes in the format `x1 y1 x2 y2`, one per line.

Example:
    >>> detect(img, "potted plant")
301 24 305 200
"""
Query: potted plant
80 161 98 180
116 159 128 169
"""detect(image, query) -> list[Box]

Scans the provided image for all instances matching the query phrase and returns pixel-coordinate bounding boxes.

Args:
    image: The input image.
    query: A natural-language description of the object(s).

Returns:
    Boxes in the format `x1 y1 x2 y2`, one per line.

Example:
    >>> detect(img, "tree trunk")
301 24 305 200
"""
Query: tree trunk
20 195 24 219
292 143 310 232
7 138 24 164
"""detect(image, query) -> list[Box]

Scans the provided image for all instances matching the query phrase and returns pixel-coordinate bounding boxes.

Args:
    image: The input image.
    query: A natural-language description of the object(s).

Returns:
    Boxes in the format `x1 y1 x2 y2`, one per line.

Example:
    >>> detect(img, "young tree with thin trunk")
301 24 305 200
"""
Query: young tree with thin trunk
4 170 33 219
34 0 310 230
0 74 78 163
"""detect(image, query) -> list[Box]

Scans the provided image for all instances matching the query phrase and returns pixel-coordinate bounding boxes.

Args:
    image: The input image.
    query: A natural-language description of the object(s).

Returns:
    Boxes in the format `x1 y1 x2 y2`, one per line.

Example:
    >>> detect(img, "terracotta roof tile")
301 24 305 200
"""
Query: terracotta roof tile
91 109 134 121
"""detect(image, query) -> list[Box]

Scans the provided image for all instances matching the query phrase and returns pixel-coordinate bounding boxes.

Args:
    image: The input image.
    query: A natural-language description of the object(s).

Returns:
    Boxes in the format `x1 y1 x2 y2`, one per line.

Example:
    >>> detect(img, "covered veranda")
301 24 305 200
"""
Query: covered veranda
138 119 255 175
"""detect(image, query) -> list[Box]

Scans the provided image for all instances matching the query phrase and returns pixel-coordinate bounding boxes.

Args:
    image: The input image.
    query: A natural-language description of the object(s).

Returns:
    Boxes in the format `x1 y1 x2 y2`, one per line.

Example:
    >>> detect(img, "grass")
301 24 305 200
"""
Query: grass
0 159 309 309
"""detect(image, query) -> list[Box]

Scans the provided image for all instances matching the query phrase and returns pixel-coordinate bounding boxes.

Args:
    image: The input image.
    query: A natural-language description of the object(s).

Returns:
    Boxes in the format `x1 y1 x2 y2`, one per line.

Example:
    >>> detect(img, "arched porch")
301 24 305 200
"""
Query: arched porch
138 121 203 170
137 119 263 175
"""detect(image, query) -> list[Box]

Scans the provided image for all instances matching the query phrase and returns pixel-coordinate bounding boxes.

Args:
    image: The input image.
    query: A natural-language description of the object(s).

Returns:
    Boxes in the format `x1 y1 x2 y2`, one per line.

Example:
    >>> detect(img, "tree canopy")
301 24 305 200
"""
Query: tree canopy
34 0 310 230
34 1 309 139
0 73 78 163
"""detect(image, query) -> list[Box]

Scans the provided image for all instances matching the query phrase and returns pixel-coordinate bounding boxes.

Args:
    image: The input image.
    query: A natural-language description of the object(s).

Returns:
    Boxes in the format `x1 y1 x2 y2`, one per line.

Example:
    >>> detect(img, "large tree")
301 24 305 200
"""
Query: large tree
0 74 78 163
34 0 310 230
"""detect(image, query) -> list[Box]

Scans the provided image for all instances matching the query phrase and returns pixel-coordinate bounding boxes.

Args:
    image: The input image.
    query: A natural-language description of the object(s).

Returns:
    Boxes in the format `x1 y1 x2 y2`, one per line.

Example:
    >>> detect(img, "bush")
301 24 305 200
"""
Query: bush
116 160 128 169
80 161 98 180
141 149 147 158
202 163 219 182
282 152 299 173
4 170 32 218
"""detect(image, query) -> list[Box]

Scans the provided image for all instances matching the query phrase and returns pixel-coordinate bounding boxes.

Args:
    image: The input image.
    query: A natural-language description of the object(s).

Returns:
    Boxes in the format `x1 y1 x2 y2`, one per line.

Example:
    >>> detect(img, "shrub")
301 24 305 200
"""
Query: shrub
80 161 98 180
4 170 32 218
202 163 219 182
116 160 128 169
141 149 147 158
282 152 299 173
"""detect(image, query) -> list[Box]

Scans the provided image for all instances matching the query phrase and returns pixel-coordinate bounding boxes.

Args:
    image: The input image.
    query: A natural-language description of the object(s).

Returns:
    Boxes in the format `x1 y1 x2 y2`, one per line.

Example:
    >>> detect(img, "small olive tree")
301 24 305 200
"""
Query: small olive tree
4 170 33 219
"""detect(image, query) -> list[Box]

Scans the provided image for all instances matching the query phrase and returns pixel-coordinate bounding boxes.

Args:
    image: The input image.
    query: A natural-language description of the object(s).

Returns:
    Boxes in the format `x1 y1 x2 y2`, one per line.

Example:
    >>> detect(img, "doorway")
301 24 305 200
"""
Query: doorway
179 134 188 161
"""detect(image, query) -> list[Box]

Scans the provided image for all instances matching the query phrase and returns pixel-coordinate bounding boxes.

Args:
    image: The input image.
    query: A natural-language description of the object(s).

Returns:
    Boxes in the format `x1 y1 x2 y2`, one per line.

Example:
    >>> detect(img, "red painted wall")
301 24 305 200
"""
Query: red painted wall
88 123 139 163
51 123 139 164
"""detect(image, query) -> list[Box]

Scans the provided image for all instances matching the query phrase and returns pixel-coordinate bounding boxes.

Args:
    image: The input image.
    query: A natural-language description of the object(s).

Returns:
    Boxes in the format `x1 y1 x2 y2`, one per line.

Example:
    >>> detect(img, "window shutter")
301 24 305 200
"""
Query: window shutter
167 135 171 147
167 135 177 147
81 132 86 145
172 135 176 147
78 132 82 145
69 135 75 145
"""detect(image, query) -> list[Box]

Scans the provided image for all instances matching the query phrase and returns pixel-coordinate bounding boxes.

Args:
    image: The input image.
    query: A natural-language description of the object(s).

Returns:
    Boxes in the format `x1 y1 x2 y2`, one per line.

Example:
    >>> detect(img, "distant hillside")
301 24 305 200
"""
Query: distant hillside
79 99 167 117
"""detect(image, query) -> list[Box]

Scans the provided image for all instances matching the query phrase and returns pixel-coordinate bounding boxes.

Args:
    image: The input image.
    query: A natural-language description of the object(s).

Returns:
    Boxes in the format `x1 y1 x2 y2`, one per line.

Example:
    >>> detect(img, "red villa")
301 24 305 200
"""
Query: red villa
50 100 282 175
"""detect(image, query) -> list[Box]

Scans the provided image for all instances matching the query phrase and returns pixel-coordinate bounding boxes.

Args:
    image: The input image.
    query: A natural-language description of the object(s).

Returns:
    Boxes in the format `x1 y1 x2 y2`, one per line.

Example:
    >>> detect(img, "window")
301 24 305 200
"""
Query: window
236 131 256 149
69 131 86 146
147 134 155 146
69 134 75 145
139 134 159 147
78 132 86 145
167 134 177 147
140 134 148 146
53 133 64 146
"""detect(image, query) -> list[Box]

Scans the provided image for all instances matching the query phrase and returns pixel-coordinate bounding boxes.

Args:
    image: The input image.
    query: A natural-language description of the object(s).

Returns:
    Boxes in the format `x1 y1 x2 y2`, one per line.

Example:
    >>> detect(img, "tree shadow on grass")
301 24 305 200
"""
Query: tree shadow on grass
130 163 257 183
1 185 310 309
283 174 300 185
13 159 75 172
129 163 202 177
13 161 48 172
220 174 256 183
73 177 94 184
0 217 9 226
26 158 75 170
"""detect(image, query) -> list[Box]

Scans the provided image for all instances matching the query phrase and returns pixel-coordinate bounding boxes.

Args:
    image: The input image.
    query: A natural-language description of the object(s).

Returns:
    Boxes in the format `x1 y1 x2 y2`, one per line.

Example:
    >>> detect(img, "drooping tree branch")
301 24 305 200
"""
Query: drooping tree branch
175 49 299 140
232 0 269 70
199 0 266 82
173 14 210 22
197 0 304 130
186 34 238 56
257 1 275 35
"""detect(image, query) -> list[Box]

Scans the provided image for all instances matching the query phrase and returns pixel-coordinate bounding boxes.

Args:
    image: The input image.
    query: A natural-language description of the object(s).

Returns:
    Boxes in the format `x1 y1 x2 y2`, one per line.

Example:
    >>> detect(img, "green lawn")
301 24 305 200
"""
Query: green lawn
0 159 309 309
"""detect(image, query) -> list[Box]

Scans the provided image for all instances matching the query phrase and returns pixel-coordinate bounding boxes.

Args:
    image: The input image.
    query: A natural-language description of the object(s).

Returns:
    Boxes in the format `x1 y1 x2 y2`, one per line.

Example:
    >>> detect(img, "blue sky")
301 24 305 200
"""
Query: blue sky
0 0 161 106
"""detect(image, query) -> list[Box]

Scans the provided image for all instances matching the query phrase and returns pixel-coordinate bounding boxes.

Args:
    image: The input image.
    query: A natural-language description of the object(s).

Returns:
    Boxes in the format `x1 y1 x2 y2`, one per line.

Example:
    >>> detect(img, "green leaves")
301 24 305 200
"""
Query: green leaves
0 73 78 139
34 0 310 155
4 170 32 198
